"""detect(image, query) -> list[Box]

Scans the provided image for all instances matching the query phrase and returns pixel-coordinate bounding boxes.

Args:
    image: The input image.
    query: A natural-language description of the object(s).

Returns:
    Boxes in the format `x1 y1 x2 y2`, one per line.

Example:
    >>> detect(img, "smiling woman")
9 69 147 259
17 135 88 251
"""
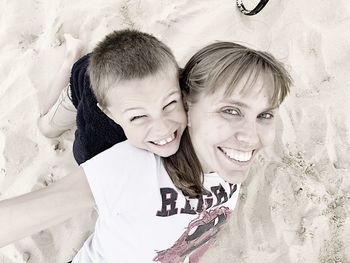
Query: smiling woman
187 73 276 184
180 42 291 185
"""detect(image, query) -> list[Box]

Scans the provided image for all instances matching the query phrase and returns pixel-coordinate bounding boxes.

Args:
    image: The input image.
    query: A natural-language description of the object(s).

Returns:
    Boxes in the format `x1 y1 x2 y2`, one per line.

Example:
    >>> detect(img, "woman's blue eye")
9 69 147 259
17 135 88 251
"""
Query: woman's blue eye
258 112 274 119
223 108 240 116
130 115 146 122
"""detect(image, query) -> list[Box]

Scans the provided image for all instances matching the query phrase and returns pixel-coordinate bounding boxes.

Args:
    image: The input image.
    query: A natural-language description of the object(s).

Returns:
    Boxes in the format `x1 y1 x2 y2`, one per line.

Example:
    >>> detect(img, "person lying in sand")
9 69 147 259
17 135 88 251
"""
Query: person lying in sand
0 29 292 262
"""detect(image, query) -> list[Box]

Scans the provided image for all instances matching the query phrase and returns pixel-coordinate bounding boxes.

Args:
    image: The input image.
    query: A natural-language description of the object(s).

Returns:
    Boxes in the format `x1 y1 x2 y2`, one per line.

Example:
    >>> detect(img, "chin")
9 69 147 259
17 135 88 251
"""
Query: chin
158 153 173 158
156 151 175 158
220 169 250 184
154 146 179 157
156 140 182 157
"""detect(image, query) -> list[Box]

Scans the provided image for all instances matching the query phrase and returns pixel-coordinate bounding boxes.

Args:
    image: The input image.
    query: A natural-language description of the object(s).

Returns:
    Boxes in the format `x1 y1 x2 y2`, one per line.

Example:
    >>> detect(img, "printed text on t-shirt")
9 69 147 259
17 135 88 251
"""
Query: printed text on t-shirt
156 184 237 217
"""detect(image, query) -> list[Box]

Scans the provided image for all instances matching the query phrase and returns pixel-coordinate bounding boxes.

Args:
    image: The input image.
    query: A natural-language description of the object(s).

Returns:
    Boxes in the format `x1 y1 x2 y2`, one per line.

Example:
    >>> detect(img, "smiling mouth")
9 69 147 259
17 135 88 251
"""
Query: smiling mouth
218 147 254 162
151 130 177 146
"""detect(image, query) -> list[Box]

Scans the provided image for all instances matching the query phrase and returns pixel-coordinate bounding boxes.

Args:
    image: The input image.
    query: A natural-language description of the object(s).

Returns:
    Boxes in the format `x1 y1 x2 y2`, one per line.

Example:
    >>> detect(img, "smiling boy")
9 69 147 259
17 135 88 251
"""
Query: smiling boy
39 29 187 163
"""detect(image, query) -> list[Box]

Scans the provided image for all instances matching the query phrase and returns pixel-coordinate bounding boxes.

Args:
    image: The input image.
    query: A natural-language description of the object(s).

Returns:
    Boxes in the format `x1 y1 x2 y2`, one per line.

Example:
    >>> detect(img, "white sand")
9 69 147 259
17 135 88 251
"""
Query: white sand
0 0 349 262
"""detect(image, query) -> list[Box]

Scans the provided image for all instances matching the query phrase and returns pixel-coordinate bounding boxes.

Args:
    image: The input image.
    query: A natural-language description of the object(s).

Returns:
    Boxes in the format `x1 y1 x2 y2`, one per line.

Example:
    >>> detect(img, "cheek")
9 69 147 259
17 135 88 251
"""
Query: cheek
206 117 235 138
168 106 187 126
195 118 228 147
122 125 145 144
176 109 188 125
259 124 276 146
193 116 221 138
175 101 187 118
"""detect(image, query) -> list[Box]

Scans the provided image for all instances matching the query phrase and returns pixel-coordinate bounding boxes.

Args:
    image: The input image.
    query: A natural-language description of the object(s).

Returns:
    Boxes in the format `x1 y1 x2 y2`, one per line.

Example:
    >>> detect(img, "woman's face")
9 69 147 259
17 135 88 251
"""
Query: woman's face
187 72 278 184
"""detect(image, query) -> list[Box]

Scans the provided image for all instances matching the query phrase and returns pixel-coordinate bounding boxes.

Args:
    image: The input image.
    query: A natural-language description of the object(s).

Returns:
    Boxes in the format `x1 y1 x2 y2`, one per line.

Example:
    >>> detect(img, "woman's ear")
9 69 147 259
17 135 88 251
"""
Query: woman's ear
181 91 193 126
187 113 191 127
183 100 189 112
181 91 189 111
185 101 193 127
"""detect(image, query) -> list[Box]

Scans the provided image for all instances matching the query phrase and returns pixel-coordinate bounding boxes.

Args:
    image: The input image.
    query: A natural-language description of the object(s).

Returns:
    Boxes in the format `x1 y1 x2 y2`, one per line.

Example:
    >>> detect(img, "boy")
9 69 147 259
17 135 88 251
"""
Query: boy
38 29 187 164
1 29 187 247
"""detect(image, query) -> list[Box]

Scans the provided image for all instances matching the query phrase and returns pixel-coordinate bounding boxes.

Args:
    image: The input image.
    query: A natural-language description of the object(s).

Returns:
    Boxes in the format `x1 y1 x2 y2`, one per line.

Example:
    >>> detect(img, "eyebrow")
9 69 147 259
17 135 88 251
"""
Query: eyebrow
221 99 278 112
122 90 180 113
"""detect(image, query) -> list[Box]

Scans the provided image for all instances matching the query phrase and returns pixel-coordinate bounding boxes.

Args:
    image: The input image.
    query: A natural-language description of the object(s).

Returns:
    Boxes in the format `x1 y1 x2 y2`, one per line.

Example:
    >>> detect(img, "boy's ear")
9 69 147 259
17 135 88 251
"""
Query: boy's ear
97 103 114 121
96 102 104 112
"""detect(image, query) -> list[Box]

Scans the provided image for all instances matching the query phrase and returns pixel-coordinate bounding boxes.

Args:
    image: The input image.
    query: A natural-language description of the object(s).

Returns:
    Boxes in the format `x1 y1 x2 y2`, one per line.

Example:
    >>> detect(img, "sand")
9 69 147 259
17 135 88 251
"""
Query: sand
0 0 349 262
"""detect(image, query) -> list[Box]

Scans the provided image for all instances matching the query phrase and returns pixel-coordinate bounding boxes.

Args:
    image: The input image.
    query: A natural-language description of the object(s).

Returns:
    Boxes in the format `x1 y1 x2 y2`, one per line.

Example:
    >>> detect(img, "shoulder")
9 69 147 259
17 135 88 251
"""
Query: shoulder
92 140 153 160
81 140 157 176
80 141 160 211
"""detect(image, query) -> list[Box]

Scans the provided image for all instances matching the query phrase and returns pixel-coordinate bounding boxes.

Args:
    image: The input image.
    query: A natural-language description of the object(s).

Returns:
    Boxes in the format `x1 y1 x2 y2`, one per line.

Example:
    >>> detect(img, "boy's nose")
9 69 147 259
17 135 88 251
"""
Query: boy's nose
151 119 172 138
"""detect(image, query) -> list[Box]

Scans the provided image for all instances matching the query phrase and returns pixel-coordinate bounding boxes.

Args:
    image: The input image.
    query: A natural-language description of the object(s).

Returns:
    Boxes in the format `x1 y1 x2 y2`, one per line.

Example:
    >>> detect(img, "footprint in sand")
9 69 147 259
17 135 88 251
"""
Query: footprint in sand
62 33 84 62
38 33 84 125
1 131 38 190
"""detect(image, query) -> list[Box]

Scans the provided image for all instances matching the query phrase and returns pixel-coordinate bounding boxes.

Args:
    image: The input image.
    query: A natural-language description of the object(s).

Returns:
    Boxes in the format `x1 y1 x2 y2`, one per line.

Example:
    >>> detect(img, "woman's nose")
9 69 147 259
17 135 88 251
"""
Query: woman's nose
234 120 260 146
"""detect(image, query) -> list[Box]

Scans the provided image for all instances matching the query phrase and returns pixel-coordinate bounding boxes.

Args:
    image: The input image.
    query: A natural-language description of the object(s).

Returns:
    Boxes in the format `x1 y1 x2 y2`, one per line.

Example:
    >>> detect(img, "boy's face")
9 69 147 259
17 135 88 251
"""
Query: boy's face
103 69 187 157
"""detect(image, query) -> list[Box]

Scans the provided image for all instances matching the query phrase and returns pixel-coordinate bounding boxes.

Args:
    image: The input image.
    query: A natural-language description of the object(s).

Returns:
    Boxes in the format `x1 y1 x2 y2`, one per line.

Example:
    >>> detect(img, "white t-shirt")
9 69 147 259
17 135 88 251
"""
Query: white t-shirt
73 140 240 263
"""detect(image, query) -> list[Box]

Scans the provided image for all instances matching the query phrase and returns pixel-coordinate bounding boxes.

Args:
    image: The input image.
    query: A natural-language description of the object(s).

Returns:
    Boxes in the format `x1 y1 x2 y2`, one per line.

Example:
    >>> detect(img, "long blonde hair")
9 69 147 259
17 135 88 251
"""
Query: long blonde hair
182 42 291 106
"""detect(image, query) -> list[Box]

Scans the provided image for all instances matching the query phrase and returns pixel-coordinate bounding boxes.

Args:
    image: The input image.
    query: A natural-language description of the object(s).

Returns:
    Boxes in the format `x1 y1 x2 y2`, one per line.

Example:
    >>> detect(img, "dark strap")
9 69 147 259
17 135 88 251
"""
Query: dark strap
236 0 269 16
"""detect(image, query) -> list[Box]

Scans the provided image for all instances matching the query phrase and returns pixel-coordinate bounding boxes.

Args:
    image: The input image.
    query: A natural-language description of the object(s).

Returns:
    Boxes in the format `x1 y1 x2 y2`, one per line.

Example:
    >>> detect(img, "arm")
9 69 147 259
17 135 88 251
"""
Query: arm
0 167 94 248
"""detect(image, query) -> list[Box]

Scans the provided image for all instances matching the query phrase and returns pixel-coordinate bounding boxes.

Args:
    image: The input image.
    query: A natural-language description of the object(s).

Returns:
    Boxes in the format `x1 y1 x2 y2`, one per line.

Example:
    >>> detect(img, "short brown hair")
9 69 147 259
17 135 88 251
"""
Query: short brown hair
88 29 178 107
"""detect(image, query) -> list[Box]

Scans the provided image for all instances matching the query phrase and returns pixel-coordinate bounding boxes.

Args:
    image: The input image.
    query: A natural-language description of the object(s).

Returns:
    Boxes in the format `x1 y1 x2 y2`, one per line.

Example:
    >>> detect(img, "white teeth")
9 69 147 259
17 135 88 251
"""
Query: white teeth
220 147 253 162
157 140 167 146
153 132 176 146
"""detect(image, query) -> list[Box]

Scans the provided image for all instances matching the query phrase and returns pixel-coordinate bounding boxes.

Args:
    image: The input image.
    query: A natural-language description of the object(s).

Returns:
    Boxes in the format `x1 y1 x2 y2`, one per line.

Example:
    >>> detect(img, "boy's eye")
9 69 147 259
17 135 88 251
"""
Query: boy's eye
222 108 241 116
258 112 274 120
163 100 177 111
130 115 146 122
